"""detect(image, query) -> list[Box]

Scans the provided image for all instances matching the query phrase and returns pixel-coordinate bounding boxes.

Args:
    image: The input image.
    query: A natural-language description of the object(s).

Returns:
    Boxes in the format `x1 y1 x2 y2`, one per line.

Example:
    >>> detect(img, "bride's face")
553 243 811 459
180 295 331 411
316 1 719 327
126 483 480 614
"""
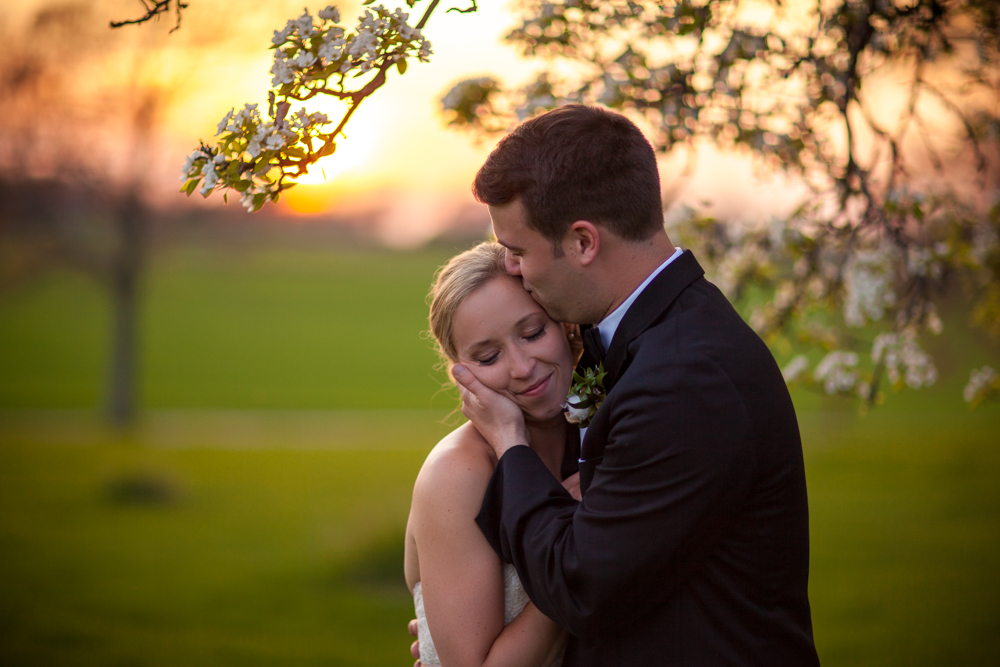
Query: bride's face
452 276 574 423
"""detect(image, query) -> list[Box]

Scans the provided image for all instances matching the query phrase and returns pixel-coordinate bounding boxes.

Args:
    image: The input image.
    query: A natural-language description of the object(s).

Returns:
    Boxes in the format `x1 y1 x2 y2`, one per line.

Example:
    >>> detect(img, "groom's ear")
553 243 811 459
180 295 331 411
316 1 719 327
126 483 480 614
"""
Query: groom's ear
566 220 600 266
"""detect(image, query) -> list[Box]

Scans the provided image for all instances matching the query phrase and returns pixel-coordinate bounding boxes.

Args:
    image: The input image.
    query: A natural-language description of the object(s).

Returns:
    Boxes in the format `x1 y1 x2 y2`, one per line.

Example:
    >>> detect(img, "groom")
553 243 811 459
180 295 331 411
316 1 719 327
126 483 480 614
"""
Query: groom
440 105 819 665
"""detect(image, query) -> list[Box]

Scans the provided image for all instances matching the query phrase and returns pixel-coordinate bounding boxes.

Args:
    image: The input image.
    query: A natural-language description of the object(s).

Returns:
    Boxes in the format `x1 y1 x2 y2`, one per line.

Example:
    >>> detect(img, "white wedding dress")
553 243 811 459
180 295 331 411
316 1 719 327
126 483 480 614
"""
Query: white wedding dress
412 563 564 666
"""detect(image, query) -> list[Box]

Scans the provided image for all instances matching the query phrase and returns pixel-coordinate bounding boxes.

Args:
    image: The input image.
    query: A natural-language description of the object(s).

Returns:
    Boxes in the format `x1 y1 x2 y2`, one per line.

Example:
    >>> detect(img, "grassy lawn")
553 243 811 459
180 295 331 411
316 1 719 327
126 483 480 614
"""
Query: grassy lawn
1 242 998 665
0 245 460 410
0 408 997 666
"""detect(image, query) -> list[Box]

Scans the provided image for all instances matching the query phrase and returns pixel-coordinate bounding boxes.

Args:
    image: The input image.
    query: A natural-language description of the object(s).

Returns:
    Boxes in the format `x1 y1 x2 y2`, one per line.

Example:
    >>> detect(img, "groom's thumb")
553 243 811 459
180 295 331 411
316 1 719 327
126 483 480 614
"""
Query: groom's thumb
452 364 479 394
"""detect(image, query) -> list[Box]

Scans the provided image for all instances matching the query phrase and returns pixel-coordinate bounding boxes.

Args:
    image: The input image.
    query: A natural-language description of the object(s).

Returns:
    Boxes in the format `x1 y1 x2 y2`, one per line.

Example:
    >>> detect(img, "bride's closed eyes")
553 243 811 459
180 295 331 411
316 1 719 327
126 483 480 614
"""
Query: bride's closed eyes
470 320 549 367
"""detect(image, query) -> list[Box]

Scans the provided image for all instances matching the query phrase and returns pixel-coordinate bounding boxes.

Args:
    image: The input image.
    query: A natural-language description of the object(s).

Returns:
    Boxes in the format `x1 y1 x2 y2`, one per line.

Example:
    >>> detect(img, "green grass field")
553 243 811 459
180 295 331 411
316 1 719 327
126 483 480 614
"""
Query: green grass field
1 242 998 665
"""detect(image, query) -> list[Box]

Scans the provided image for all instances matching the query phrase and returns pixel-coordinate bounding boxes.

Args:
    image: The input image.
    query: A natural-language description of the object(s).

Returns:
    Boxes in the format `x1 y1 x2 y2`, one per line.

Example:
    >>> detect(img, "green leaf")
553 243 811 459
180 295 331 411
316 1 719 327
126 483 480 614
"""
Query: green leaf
320 142 337 156
223 192 228 204
253 193 266 211
396 58 407 75
233 179 253 192
183 179 199 195
285 146 307 158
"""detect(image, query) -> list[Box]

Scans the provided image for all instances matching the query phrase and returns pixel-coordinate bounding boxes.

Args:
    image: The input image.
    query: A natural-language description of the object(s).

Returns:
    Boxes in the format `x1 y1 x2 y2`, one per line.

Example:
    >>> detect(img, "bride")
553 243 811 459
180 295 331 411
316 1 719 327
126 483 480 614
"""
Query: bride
404 242 581 667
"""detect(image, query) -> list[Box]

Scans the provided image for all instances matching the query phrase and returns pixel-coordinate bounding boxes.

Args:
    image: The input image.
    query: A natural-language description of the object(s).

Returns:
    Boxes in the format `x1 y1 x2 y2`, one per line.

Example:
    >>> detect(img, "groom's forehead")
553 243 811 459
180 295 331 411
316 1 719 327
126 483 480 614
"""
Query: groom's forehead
490 204 542 248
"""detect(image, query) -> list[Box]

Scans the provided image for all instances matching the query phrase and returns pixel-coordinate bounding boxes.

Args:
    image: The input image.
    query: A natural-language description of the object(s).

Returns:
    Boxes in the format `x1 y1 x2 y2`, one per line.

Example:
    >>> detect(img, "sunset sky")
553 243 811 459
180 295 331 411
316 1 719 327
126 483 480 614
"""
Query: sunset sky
9 0 807 245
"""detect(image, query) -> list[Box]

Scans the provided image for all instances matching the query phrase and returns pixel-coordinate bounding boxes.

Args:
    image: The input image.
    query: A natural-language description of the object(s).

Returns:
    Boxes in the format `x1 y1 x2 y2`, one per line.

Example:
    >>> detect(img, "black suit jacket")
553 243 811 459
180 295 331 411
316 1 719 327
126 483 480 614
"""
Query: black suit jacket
476 251 820 666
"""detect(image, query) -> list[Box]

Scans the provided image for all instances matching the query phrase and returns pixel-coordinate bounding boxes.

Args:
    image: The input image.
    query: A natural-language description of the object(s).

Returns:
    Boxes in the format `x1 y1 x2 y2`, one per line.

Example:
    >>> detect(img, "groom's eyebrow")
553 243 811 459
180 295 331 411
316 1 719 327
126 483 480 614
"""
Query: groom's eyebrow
496 239 524 253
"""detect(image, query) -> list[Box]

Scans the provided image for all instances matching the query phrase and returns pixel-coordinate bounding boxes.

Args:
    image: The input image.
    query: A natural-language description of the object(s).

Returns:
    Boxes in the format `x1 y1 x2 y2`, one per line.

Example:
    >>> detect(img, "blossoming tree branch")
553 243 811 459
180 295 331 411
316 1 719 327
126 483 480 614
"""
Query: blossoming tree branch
176 1 437 212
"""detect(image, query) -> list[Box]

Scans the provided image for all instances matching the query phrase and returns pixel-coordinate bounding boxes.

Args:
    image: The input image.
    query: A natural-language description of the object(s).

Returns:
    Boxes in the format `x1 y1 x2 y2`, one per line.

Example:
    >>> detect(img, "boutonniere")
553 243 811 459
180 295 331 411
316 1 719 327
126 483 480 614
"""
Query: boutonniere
564 362 607 428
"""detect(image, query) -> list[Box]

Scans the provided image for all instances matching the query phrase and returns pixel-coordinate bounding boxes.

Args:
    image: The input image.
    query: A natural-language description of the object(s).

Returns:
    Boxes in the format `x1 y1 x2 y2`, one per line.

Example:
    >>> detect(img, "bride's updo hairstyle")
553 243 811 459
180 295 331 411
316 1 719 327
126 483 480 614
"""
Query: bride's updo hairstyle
428 241 509 366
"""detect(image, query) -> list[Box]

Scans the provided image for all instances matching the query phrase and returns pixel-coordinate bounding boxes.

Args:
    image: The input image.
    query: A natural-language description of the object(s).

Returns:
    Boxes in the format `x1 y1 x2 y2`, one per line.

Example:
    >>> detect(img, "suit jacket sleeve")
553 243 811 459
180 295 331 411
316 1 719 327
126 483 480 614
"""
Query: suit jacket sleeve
476 352 755 637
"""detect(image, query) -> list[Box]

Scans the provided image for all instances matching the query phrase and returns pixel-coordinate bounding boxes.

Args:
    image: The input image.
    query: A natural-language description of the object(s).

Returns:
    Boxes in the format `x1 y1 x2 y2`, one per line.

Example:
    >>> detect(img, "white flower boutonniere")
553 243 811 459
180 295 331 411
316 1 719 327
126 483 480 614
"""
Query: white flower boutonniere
564 363 607 428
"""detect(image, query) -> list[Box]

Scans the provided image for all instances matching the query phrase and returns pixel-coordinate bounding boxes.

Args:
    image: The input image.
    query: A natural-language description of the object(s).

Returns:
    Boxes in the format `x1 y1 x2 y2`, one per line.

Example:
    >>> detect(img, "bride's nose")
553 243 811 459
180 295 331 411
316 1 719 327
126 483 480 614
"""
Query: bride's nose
508 346 535 379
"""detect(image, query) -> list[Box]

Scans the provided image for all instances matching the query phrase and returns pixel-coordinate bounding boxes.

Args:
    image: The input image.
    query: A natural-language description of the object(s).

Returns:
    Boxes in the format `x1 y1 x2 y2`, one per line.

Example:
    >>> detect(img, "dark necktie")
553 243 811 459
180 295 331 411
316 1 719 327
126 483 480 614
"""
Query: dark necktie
581 325 606 366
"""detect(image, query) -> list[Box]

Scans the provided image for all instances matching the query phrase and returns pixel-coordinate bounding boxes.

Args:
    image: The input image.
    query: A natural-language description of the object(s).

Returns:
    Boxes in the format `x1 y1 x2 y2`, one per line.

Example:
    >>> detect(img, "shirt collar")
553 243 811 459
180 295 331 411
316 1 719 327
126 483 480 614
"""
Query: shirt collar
596 247 683 352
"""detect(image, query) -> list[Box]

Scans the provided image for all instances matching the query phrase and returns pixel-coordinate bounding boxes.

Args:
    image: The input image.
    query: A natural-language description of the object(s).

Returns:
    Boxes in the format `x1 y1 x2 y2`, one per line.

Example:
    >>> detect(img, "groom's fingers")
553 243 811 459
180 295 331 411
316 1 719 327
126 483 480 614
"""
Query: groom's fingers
452 364 480 394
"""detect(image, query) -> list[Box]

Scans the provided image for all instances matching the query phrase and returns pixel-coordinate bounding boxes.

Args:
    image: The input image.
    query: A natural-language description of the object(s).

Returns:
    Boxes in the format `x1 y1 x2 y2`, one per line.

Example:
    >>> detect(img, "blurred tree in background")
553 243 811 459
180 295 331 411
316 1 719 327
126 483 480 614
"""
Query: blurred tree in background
442 0 1000 408
1 3 174 427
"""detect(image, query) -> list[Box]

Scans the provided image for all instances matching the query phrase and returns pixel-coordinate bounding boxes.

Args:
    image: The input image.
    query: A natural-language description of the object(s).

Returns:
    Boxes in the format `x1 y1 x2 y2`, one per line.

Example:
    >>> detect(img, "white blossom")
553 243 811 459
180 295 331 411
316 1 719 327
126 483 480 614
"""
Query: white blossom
240 189 256 211
216 108 235 135
247 137 262 159
318 6 340 22
564 396 590 425
318 37 344 63
272 25 293 45
417 39 433 62
199 161 219 195
271 53 295 86
293 11 314 37
347 29 378 59
870 332 937 389
782 355 809 383
180 150 205 180
963 365 998 403
907 246 941 279
926 306 943 335
400 24 421 41
814 351 859 395
294 51 317 69
843 246 897 327
265 132 286 151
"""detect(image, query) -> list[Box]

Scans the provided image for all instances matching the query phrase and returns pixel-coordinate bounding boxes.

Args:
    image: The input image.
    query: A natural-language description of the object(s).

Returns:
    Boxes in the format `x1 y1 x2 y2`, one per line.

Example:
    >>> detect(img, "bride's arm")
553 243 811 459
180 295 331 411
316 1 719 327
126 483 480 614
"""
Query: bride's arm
411 441 564 667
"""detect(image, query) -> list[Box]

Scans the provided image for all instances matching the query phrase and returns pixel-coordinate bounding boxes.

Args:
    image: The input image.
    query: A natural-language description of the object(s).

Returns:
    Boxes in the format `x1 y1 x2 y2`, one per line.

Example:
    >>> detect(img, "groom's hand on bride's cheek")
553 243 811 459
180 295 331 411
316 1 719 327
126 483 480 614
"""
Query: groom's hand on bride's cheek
452 364 529 458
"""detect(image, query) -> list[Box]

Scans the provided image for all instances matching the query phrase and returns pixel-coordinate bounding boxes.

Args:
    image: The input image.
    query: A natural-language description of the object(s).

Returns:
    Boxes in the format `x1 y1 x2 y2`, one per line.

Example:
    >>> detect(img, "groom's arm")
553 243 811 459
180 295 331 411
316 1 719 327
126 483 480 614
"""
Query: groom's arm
476 354 755 637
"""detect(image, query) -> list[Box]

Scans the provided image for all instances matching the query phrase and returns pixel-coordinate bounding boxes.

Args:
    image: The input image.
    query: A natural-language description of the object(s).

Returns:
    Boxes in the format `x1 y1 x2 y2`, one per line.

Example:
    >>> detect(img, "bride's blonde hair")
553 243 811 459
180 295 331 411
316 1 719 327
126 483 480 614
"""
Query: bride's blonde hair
428 241 511 366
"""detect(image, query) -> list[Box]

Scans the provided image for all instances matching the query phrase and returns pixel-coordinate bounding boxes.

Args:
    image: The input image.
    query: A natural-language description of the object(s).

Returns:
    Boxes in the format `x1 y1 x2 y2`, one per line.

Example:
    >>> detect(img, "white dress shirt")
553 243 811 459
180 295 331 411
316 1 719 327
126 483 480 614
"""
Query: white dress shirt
595 246 683 352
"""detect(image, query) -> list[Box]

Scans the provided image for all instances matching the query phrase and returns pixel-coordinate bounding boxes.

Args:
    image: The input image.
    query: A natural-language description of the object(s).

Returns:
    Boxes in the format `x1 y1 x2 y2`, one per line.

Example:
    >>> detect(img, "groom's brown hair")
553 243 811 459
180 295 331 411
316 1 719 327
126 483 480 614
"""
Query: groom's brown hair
472 104 664 247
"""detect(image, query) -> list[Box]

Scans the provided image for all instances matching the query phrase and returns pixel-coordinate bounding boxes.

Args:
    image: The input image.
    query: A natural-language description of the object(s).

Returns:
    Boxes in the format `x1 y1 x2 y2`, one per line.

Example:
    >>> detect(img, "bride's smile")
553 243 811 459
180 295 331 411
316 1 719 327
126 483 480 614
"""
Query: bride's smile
451 274 574 423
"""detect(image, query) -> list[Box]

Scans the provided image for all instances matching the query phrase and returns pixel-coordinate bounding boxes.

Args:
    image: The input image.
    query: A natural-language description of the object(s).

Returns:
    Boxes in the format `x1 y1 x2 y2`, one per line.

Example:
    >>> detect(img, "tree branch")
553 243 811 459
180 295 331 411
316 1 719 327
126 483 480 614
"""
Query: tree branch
110 0 188 33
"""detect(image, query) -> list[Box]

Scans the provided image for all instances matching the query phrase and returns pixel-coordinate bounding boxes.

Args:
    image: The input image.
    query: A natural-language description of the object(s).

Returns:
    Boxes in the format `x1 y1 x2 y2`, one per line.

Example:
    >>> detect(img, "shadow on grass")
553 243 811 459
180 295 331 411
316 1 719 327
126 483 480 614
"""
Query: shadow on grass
336 528 410 601
105 470 184 507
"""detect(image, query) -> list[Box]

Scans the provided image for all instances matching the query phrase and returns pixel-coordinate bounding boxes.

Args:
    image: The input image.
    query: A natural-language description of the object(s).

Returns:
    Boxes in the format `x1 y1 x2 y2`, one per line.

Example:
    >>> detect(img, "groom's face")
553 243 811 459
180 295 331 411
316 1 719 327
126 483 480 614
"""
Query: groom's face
490 199 584 324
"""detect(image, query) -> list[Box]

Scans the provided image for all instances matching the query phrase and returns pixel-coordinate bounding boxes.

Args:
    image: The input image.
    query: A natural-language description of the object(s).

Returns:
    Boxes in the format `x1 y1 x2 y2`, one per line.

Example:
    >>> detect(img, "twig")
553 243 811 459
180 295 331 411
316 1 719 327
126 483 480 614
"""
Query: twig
110 0 188 33
447 0 478 14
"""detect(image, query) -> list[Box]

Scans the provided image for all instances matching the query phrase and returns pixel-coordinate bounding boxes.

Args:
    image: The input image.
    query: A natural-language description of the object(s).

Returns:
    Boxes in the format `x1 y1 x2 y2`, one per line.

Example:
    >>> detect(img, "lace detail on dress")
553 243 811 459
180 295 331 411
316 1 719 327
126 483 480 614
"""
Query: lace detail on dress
502 563 530 625
413 564 562 666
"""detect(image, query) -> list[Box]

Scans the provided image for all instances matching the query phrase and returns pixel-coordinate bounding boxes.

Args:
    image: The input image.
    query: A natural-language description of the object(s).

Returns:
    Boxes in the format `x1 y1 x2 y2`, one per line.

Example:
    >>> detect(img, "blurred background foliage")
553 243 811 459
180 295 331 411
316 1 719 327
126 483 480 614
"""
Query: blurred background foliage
0 0 998 665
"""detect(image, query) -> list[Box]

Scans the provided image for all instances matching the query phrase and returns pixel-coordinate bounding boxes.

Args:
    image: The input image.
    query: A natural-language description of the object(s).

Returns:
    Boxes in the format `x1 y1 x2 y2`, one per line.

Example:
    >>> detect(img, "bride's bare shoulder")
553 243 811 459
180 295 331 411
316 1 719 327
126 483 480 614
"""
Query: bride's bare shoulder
412 422 495 505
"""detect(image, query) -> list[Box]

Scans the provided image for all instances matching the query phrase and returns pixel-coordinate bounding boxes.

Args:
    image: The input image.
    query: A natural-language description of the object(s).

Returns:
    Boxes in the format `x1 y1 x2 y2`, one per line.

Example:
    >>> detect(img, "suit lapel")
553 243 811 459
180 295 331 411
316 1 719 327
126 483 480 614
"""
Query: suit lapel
603 250 705 390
